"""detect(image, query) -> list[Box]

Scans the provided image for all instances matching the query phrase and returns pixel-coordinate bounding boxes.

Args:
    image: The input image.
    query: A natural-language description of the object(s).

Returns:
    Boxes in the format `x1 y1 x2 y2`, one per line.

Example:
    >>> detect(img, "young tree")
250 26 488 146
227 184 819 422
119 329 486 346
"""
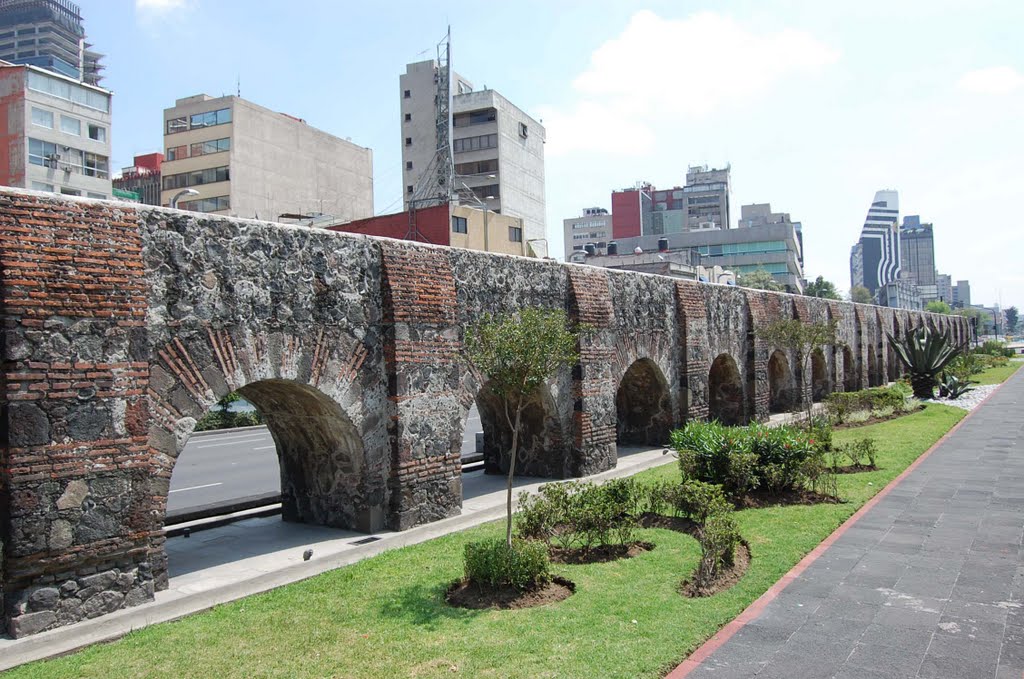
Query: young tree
465 308 579 547
1005 306 1018 334
756 319 840 421
926 300 952 314
738 268 783 292
849 285 873 304
804 275 841 300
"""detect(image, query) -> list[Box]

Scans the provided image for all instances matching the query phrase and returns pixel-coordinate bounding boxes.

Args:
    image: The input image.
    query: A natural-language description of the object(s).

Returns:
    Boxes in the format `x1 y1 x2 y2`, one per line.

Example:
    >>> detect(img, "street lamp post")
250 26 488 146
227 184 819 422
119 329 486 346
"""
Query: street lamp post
170 188 199 209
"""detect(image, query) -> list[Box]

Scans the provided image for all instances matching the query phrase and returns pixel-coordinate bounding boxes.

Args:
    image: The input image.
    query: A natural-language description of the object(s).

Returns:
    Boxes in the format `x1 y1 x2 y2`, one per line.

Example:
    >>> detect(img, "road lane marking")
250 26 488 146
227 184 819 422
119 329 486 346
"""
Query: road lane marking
252 445 275 451
195 436 268 449
169 482 223 494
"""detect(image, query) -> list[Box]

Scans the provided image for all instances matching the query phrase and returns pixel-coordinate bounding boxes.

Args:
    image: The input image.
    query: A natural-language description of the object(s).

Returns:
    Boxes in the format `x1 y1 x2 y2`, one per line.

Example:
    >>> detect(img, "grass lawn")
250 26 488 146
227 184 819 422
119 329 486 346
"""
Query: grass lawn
972 359 1022 385
10 405 966 679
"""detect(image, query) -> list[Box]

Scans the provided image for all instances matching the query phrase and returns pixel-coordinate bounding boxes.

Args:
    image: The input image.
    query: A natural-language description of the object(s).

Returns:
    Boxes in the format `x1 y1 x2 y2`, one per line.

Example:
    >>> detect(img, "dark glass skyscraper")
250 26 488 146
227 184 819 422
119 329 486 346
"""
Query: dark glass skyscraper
0 0 103 85
899 216 936 287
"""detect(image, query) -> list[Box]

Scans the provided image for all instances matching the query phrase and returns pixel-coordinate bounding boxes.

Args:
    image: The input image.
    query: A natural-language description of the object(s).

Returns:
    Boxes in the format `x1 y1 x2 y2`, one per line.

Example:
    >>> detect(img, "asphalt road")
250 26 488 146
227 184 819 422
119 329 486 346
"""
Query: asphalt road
168 406 483 513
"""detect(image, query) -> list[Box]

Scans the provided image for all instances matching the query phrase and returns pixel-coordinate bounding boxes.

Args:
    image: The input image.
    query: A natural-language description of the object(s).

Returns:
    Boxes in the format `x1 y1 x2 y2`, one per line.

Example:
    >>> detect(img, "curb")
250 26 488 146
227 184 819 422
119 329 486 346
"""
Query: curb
666 375 1013 678
186 424 268 439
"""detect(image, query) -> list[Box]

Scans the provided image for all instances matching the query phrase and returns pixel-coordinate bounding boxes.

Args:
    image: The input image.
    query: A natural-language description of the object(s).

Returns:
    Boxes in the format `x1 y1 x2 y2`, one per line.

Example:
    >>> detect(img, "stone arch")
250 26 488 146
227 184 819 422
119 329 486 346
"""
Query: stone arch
475 380 567 478
615 358 672 445
811 349 830 401
708 353 745 425
843 346 858 391
867 350 881 387
767 350 797 413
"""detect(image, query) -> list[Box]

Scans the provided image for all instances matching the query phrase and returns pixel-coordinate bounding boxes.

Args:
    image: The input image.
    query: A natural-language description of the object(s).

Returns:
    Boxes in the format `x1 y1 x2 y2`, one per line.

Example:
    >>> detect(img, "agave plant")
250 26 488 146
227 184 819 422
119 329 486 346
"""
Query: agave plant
939 374 974 399
886 327 965 399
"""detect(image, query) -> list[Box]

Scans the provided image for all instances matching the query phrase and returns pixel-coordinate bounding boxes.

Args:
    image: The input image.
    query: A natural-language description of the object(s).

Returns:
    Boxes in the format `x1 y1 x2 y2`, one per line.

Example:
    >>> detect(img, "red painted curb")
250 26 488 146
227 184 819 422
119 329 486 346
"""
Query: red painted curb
665 379 1011 679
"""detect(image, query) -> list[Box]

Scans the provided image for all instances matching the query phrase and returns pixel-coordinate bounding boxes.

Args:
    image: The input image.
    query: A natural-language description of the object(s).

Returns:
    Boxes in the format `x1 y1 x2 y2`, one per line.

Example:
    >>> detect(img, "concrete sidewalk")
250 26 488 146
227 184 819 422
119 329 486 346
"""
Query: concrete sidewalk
673 368 1024 679
0 445 672 671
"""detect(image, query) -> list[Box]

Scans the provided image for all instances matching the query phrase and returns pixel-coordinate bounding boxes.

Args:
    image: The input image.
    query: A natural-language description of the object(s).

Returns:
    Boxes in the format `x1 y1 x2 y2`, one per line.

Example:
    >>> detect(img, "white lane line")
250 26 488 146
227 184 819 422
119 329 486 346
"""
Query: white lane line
252 445 275 451
195 436 268 449
169 482 223 494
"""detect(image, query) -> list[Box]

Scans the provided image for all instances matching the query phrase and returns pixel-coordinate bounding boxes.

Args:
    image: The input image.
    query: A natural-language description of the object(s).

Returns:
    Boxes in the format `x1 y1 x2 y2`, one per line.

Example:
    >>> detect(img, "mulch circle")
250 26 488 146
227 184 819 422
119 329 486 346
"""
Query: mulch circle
680 542 752 598
735 488 842 509
446 575 576 610
549 541 654 565
833 463 880 475
638 513 699 536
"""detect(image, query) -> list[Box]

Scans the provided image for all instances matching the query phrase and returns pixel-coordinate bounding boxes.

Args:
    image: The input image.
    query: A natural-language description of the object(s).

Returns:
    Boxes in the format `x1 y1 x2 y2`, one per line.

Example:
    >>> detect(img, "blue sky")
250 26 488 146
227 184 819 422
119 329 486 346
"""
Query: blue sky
86 0 1023 309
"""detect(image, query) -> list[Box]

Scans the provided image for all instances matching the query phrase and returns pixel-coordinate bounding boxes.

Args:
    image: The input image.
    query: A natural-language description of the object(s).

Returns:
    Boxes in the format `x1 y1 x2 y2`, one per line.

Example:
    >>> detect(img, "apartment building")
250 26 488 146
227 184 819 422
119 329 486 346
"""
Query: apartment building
113 152 162 205
562 207 612 257
161 94 373 221
400 60 546 244
610 165 732 239
0 61 111 198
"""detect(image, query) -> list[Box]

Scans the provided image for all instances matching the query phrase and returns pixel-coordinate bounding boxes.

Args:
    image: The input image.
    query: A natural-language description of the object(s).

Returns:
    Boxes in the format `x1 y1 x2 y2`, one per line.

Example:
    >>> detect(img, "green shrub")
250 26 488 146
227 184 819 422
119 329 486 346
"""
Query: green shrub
672 421 825 496
977 340 1014 358
464 538 551 591
844 438 877 467
824 386 911 423
673 480 731 524
803 416 834 453
694 511 740 590
516 479 641 550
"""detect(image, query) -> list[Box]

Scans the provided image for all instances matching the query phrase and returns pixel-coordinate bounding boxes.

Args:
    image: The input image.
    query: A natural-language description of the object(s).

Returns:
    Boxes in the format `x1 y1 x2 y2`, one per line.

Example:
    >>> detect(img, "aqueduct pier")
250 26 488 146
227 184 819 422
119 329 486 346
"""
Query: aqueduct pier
0 189 967 636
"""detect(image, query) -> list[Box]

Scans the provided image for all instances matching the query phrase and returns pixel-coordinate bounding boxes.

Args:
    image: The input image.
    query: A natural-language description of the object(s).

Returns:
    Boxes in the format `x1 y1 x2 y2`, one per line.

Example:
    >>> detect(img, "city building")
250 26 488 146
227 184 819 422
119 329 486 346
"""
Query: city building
0 61 111 198
113 152 162 205
610 165 732 240
737 203 804 272
877 278 922 310
953 279 971 308
562 207 612 257
579 222 803 292
900 215 937 301
935 273 953 307
0 0 102 84
161 94 373 220
850 190 900 296
400 60 545 243
568 247 736 285
327 202 531 257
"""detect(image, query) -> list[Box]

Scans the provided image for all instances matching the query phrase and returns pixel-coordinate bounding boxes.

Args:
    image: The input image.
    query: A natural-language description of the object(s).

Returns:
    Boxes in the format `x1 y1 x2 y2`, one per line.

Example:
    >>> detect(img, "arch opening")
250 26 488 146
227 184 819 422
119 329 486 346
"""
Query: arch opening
867 351 881 387
843 346 858 392
811 349 829 402
767 350 797 413
475 381 566 478
708 353 745 426
615 358 672 445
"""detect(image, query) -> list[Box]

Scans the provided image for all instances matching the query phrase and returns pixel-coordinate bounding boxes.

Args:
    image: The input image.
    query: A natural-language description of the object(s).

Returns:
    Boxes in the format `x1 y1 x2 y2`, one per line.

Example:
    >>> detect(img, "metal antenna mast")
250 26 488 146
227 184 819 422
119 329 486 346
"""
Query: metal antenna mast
406 27 453 241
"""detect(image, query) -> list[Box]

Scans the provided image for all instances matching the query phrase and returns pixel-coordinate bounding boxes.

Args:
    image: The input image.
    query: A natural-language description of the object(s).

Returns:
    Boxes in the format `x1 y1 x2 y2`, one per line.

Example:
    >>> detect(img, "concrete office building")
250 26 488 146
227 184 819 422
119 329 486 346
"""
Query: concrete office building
161 94 373 221
0 61 110 198
400 60 546 244
610 165 732 239
113 152 162 205
900 215 937 301
953 280 971 308
850 190 900 295
877 278 922 311
0 0 102 84
583 221 803 293
935 273 953 307
563 207 612 257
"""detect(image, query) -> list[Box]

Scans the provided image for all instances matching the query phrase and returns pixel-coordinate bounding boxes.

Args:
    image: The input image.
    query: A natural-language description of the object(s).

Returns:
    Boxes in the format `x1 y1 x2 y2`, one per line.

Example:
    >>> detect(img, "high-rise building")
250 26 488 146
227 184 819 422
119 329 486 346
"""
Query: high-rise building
0 61 111 198
683 165 731 231
0 0 102 84
953 280 971 308
610 166 732 240
400 60 546 244
738 203 804 272
563 207 612 257
113 152 162 205
899 216 935 285
850 190 900 295
161 94 373 220
935 273 953 307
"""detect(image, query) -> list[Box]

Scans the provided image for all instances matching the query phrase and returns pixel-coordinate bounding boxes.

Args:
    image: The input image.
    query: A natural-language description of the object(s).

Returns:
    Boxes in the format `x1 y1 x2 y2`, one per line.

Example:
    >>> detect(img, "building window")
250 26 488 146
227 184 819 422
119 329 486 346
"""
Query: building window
83 152 108 178
405 161 413 170
190 108 231 129
453 109 496 127
87 124 106 142
407 185 413 194
180 195 230 213
31 107 53 128
519 122 528 138
455 159 498 176
404 113 411 122
453 133 498 153
26 71 109 112
30 181 54 192
166 145 187 161
403 89 411 98
87 192 106 199
508 226 522 242
60 115 80 136
166 116 187 134
190 137 230 157
405 137 412 146
472 184 499 201
60 188 81 196
452 216 468 234
163 165 230 190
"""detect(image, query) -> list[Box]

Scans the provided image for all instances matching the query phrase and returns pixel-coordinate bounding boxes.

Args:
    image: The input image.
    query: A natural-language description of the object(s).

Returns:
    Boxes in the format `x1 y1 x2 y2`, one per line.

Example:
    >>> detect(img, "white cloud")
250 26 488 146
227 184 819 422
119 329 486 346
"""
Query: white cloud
957 66 1024 95
543 11 839 157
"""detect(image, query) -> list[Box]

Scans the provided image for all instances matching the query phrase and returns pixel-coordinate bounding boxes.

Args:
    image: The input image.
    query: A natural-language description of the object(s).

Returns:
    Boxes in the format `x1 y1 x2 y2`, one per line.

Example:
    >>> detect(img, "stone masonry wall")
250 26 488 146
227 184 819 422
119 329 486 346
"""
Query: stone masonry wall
0 190 969 636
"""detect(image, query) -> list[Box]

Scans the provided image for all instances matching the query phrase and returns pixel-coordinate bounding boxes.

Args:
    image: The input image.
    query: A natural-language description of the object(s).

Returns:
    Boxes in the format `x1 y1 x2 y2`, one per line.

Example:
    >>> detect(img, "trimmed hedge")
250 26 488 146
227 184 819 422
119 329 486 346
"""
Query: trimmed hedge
463 538 551 591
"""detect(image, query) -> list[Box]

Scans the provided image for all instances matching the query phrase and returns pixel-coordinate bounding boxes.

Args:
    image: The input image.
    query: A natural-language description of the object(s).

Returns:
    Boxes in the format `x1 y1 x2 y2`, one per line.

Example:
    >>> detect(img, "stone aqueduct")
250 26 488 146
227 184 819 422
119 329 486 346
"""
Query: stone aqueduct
0 190 967 636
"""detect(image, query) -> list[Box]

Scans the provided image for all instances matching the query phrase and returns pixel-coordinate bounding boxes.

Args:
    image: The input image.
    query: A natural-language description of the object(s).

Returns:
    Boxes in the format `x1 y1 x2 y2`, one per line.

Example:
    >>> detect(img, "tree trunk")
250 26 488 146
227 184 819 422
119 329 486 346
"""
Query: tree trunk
503 398 523 548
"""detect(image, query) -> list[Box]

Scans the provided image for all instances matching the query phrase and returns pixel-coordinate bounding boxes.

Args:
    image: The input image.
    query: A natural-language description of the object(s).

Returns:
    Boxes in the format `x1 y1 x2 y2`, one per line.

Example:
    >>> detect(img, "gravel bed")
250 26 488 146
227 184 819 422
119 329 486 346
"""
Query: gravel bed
924 383 1000 411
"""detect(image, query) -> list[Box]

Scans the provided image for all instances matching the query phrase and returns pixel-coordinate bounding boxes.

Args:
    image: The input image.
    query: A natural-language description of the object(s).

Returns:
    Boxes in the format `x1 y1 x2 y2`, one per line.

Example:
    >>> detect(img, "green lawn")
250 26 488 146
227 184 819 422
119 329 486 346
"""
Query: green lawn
972 359 1022 385
11 405 966 679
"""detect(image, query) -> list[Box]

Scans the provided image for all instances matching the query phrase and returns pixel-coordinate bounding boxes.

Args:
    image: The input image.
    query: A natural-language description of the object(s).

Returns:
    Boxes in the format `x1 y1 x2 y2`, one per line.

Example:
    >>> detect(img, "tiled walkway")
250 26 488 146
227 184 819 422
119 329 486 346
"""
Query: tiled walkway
675 368 1024 679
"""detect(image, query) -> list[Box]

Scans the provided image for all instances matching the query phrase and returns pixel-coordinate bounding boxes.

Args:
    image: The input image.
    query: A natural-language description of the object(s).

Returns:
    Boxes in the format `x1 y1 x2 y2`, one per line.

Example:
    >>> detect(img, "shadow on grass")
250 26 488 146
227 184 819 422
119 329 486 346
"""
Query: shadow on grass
379 581 484 629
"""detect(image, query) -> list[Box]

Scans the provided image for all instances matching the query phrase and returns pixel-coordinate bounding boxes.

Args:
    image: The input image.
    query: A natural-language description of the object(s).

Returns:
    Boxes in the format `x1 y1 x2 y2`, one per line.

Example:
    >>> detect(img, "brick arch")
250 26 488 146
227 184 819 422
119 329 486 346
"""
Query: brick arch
615 358 673 445
708 353 747 425
811 348 830 401
768 349 798 413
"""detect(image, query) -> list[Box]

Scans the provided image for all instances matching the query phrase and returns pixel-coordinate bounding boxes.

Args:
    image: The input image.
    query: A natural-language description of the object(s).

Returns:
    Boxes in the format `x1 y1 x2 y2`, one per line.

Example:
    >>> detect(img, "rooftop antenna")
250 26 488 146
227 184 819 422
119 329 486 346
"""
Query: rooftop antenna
236 74 241 97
